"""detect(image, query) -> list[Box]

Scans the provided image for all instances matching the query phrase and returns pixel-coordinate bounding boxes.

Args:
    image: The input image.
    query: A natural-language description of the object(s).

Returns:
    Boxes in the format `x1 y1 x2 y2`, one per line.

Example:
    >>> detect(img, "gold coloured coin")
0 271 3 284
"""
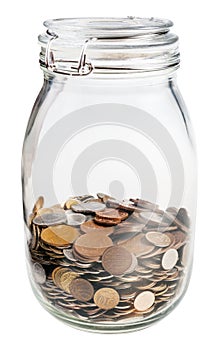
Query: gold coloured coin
41 225 80 247
59 271 78 293
32 196 44 214
94 288 120 310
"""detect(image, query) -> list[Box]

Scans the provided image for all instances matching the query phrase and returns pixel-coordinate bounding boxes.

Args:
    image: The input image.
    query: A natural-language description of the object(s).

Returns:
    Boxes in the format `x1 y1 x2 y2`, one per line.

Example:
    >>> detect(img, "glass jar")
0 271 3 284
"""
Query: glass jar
22 17 197 333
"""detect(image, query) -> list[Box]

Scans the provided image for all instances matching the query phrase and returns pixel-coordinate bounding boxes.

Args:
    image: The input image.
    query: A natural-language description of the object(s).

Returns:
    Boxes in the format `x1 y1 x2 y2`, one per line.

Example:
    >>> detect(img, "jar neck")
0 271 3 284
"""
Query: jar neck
43 68 177 88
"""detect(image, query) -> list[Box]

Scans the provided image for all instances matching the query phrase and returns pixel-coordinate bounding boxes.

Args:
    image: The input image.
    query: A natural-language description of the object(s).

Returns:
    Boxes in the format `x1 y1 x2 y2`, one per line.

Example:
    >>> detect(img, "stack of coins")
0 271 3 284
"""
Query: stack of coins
28 193 190 322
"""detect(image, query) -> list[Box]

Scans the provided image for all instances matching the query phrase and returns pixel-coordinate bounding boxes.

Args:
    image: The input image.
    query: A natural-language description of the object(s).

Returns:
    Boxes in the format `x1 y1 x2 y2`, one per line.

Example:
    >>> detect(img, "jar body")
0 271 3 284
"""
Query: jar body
22 72 196 332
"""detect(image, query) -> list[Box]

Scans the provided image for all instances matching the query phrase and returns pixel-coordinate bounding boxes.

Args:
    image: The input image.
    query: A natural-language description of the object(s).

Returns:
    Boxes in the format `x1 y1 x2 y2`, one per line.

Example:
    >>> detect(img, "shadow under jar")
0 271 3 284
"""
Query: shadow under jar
22 17 197 333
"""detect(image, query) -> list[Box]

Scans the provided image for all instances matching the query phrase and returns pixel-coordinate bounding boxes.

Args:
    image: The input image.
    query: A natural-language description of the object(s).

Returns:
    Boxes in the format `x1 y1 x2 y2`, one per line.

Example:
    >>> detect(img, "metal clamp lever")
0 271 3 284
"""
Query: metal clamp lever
44 33 96 76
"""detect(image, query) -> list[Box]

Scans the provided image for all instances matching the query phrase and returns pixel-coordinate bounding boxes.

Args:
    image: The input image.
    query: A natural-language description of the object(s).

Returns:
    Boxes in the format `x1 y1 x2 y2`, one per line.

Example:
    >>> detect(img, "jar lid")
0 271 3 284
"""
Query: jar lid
38 17 180 77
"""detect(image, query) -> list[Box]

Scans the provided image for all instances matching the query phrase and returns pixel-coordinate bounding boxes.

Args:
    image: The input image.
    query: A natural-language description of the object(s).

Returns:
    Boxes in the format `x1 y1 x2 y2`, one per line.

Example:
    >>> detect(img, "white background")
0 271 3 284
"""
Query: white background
1 1 217 349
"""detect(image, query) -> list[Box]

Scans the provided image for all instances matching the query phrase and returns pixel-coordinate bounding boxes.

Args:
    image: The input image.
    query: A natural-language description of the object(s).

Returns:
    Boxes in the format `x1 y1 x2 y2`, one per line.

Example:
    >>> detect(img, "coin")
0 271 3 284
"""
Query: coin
71 202 89 213
105 198 121 208
32 262 46 284
97 193 115 203
134 291 155 311
33 196 44 214
41 225 80 247
69 278 94 301
82 202 106 212
176 208 190 227
145 231 171 247
80 220 114 235
119 233 154 257
52 267 70 288
33 211 67 226
94 288 120 310
63 248 76 262
162 249 179 270
130 198 158 210
94 216 121 226
28 192 189 322
102 246 133 275
64 198 80 209
74 232 113 258
118 201 137 212
75 195 95 202
59 271 78 293
66 213 86 226
125 254 138 274
96 208 128 221
181 244 190 266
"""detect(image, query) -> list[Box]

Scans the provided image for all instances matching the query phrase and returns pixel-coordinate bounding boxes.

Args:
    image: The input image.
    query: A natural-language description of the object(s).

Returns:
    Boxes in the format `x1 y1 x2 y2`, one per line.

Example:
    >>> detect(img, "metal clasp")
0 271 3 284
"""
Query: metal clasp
44 33 96 76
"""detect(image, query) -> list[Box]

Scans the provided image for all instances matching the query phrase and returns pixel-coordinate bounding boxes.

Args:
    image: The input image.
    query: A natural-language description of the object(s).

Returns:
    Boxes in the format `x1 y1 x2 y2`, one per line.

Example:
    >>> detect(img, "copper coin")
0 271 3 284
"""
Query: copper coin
95 208 128 221
74 232 113 258
94 288 120 310
80 220 114 235
69 278 94 301
134 291 155 311
145 231 171 247
162 249 179 270
41 225 80 247
102 246 133 275
119 233 154 257
94 216 121 226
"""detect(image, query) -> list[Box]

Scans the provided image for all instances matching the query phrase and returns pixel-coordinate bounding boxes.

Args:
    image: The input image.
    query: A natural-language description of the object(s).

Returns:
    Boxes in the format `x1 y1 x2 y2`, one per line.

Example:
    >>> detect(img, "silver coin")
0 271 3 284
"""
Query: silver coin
66 213 86 226
63 249 77 262
162 249 179 270
82 202 106 212
33 211 67 226
125 254 138 274
32 262 46 284
71 202 89 213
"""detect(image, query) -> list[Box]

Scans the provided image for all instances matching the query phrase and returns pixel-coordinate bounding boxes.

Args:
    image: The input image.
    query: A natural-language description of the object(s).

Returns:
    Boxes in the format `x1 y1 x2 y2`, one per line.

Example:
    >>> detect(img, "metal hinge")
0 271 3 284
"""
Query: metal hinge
44 33 96 76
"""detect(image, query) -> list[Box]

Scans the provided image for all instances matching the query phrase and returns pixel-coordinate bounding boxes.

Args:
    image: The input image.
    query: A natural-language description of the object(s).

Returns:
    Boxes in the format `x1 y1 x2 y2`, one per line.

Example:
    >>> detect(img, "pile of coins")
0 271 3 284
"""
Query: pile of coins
27 193 190 323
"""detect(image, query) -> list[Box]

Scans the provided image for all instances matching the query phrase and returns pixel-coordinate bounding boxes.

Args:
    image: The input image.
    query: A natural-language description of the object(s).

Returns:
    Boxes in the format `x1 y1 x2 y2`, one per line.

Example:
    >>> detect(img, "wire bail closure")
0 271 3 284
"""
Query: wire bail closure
44 32 96 76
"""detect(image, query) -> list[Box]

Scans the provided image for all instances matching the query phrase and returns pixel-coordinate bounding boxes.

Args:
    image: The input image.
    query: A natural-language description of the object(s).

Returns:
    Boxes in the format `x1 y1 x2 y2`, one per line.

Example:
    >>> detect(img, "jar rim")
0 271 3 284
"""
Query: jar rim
39 17 180 77
43 17 173 39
